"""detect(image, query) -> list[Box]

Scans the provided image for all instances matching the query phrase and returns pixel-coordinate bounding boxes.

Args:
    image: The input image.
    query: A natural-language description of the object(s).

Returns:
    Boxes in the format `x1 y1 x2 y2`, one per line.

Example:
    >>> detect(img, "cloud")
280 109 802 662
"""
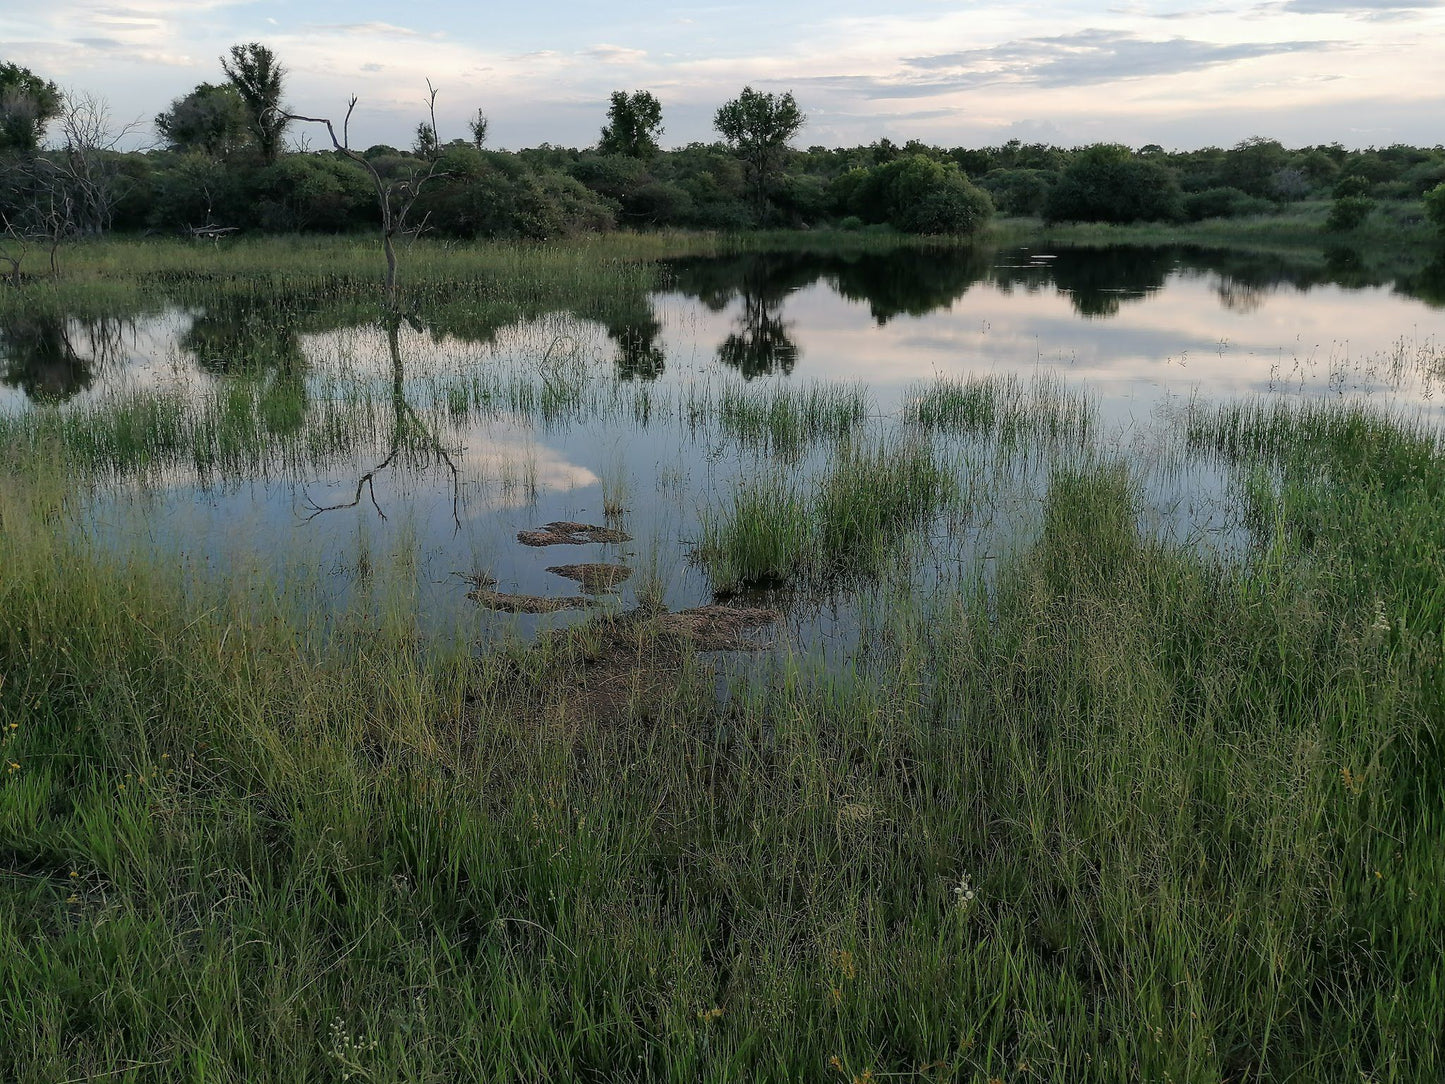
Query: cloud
899 30 1335 91
303 22 426 38
583 43 647 64
1274 0 1442 11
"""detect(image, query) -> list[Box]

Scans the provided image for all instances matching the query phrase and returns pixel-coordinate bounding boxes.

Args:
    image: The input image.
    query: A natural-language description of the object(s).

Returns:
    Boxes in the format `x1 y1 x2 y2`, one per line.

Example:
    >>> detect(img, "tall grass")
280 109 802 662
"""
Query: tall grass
700 438 952 592
907 372 1094 448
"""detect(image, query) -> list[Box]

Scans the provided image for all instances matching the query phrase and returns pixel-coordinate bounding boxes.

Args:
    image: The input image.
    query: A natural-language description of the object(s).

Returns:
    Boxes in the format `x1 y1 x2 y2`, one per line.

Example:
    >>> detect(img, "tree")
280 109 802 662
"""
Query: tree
221 43 289 164
1424 182 1445 238
467 109 488 150
1043 144 1184 225
0 63 61 152
155 83 249 157
598 91 663 160
285 83 447 304
54 89 143 235
713 86 804 220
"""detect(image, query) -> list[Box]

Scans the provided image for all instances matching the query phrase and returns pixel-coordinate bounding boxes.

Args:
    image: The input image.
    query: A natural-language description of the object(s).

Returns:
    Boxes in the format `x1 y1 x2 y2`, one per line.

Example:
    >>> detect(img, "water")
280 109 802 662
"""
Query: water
5 243 1443 653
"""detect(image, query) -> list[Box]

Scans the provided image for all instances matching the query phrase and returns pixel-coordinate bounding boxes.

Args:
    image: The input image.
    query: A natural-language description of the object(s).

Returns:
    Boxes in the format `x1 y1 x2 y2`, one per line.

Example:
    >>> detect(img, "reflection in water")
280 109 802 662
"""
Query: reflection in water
606 313 667 381
718 294 798 378
302 316 461 526
0 315 129 403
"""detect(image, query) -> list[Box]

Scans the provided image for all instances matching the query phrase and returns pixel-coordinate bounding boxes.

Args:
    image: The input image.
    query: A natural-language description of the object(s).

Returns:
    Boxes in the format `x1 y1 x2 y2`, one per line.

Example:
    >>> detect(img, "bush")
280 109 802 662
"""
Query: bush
979 168 1054 216
1325 195 1376 232
844 154 994 235
1043 144 1184 224
1423 183 1445 237
1182 186 1273 222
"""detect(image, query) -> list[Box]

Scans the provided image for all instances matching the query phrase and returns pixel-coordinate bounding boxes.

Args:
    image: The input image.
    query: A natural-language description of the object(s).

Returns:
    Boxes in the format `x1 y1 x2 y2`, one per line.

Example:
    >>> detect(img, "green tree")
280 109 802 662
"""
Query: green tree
1424 182 1445 238
714 86 804 220
1043 144 1184 225
467 109 488 150
0 62 62 152
221 43 289 164
155 83 250 157
598 91 663 160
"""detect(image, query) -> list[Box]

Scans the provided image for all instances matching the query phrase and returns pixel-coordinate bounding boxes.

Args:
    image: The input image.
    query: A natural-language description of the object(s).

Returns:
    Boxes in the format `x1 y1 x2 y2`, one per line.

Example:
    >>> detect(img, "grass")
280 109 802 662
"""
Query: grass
699 437 953 592
2 235 1444 1081
993 198 1438 251
907 372 1094 448
714 380 871 457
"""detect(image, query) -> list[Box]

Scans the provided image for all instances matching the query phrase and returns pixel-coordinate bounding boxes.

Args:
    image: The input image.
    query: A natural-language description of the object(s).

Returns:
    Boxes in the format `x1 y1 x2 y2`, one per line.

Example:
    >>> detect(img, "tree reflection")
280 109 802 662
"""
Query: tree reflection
180 297 310 434
0 314 129 403
718 292 798 378
301 315 461 526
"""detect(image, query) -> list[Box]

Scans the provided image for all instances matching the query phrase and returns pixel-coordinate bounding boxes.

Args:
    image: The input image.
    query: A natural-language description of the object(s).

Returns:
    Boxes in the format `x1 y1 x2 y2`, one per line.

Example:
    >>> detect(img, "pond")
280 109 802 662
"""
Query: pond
4 242 1443 657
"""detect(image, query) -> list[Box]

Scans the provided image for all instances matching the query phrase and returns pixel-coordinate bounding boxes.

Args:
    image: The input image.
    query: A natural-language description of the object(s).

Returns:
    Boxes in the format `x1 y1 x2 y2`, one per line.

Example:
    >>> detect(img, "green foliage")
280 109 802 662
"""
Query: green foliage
250 154 374 232
220 42 289 165
840 155 993 235
1424 183 1445 237
979 168 1055 216
1182 186 1273 222
714 86 805 220
1326 194 1376 233
0 61 62 152
598 90 664 160
1044 144 1184 225
154 83 249 157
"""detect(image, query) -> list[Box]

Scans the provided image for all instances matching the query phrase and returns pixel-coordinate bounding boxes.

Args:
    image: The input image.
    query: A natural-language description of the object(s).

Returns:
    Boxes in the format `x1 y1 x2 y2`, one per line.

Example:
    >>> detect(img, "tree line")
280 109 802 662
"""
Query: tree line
4 47 1445 257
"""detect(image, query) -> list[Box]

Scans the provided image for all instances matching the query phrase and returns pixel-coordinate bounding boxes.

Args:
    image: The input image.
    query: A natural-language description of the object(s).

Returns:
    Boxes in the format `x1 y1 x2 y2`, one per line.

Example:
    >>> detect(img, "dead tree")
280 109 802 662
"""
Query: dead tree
285 85 446 307
300 315 461 527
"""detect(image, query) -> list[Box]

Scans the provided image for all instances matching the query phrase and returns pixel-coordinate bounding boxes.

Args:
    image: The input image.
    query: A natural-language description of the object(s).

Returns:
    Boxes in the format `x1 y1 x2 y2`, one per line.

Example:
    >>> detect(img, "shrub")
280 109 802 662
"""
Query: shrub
1182 186 1272 222
1043 144 1184 224
1424 183 1445 237
1325 195 1375 232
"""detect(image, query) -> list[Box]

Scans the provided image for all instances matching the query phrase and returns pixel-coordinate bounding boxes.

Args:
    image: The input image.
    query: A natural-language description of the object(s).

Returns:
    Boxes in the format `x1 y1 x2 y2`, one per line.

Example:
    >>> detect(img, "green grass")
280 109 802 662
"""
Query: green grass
907 372 1094 448
699 438 953 592
2 236 1444 1081
714 380 871 457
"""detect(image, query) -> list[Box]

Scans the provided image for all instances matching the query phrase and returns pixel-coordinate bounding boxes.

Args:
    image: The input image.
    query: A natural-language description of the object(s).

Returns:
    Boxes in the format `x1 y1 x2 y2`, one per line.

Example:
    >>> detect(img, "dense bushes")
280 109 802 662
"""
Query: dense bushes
833 155 993 234
8 129 1445 241
1044 144 1184 225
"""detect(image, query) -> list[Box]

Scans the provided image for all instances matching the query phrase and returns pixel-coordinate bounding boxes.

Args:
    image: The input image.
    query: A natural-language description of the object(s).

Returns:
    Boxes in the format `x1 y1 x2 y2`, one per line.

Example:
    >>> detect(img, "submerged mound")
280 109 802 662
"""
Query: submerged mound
518 522 632 547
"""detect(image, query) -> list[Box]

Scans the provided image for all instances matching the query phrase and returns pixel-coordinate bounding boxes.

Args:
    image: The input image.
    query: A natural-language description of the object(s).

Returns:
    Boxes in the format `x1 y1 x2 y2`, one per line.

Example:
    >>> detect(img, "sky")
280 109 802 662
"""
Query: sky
2 0 1443 152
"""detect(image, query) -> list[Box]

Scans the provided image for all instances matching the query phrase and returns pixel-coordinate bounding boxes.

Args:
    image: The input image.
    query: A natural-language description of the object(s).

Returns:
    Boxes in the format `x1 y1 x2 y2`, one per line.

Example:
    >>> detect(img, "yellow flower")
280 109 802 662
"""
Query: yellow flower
829 1056 843 1071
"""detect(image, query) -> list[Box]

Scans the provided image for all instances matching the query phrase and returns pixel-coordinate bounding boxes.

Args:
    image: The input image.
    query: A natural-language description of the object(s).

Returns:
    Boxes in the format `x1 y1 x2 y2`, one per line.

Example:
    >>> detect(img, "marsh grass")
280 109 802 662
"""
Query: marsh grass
700 438 952 593
2 236 1444 1082
715 380 871 458
907 372 1094 448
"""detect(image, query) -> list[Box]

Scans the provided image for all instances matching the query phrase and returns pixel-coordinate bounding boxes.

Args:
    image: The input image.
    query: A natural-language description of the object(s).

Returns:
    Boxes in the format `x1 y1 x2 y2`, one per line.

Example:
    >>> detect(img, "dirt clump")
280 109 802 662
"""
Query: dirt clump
546 563 633 593
467 587 594 614
517 522 632 547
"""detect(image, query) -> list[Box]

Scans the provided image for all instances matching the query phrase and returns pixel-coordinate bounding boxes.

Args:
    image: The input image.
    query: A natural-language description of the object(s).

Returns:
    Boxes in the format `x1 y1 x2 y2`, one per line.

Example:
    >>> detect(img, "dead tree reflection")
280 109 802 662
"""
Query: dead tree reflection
301 315 461 527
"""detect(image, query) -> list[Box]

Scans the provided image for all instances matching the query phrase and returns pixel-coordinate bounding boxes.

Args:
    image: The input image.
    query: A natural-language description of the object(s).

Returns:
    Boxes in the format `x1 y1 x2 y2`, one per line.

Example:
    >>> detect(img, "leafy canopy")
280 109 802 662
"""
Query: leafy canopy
221 43 289 164
0 61 62 152
598 91 663 160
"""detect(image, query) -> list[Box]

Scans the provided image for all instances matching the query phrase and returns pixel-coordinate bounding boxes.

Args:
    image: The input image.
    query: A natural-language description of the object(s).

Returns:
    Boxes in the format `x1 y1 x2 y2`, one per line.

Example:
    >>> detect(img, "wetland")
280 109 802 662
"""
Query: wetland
2 232 1443 1081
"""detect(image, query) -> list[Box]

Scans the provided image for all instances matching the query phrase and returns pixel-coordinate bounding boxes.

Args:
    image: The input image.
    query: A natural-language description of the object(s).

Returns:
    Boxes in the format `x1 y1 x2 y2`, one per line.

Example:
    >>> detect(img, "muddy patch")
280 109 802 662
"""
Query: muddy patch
493 604 782 726
517 522 632 547
466 577 595 614
546 563 634 593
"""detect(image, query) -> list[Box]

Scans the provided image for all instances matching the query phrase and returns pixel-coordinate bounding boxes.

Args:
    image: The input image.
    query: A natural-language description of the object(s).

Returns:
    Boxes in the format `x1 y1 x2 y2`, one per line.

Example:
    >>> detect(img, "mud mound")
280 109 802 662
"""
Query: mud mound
517 522 632 547
468 588 594 614
546 563 633 593
496 604 782 726
652 605 780 651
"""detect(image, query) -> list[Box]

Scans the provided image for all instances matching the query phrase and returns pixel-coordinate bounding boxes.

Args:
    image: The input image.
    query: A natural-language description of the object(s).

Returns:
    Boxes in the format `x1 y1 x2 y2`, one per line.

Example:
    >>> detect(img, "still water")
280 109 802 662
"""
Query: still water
4 244 1443 651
